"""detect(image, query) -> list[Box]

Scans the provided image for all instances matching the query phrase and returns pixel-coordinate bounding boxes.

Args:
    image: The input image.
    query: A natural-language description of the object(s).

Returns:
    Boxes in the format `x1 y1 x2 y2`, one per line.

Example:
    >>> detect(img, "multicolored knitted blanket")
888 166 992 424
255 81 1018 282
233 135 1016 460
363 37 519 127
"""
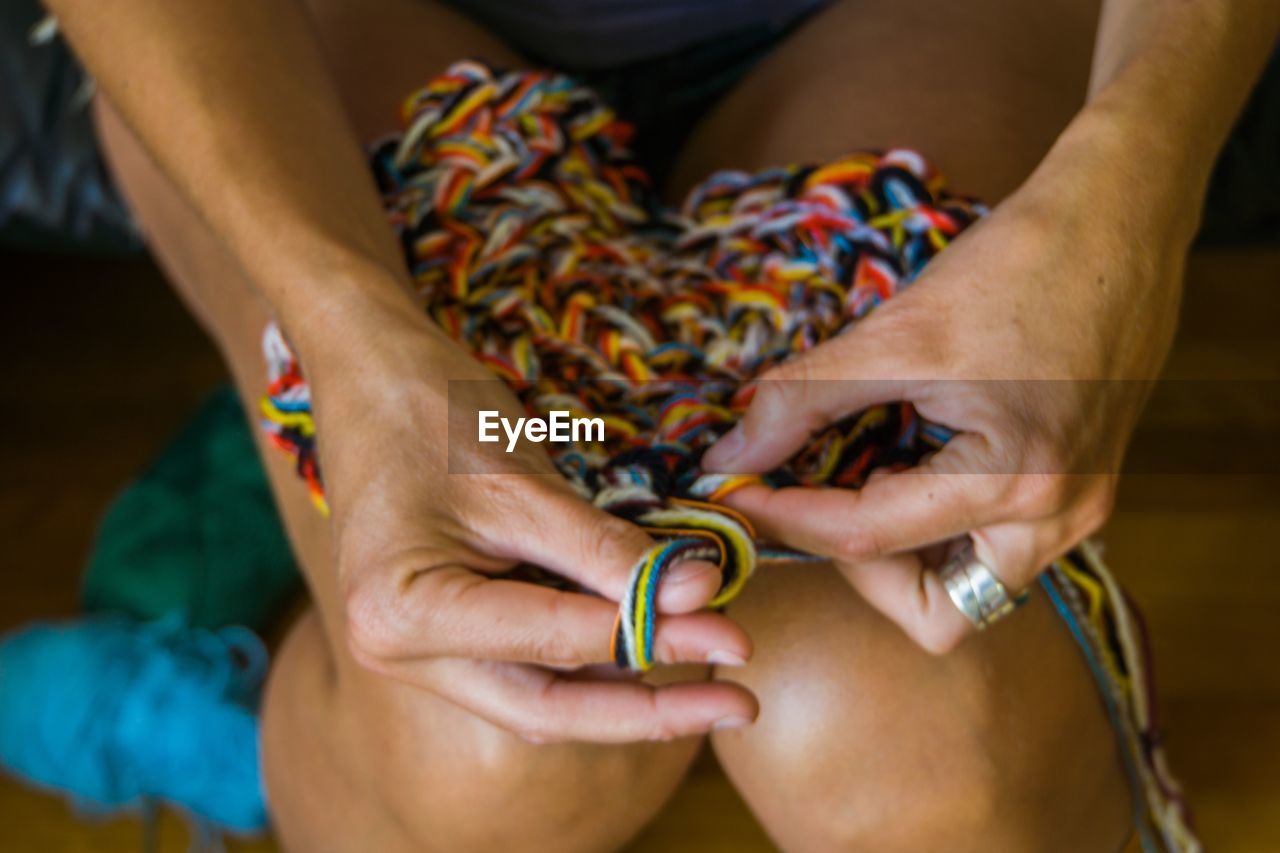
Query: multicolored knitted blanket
261 59 977 671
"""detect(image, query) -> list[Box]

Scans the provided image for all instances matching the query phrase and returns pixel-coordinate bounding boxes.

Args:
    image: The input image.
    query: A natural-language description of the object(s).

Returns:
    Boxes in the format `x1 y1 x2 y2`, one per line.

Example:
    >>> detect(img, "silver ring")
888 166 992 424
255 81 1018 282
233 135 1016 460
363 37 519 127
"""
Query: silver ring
938 540 1016 630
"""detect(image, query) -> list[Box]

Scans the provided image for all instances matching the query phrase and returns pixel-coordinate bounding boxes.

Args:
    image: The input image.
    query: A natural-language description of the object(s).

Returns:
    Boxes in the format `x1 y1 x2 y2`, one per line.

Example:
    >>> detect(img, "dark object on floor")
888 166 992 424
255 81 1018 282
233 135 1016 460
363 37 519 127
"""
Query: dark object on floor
82 388 302 631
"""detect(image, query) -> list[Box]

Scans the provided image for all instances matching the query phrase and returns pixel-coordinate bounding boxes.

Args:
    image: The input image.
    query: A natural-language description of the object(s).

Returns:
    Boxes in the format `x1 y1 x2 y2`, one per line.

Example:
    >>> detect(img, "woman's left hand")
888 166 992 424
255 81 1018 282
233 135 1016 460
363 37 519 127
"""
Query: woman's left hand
702 115 1198 652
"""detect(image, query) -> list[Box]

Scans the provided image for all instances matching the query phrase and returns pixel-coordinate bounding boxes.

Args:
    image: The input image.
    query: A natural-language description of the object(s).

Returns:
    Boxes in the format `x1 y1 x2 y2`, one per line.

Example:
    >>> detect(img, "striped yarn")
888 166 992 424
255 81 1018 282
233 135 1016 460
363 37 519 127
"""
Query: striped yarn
262 59 984 670
1043 545 1199 852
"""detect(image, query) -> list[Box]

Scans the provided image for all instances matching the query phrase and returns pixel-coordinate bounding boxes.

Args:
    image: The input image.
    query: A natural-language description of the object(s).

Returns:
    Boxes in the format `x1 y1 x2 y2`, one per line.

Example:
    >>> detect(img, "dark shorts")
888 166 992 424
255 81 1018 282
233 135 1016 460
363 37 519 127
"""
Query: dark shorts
517 11 821 185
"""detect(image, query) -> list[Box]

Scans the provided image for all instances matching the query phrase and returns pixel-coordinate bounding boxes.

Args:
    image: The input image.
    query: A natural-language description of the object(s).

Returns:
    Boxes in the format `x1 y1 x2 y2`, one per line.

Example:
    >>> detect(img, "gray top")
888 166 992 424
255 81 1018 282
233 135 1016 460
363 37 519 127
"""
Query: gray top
444 0 823 68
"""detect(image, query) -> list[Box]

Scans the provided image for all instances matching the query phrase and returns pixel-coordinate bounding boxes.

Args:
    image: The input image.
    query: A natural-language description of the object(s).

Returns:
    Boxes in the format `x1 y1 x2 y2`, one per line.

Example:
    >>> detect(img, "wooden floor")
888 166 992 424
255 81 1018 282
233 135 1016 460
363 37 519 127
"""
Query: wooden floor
1 247 1277 851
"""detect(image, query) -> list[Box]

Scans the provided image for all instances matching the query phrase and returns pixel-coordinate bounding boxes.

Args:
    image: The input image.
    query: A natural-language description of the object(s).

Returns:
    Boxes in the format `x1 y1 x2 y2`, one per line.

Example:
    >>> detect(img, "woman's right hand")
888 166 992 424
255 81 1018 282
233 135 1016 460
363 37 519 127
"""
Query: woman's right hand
289 290 758 743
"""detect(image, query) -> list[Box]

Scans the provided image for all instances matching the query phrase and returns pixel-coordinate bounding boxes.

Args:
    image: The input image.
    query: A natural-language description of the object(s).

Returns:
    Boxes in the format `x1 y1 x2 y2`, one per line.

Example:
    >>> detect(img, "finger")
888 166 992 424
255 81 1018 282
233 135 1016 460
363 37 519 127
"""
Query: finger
491 485 724 614
835 551 976 655
427 658 759 743
723 434 1007 562
348 567 751 669
975 518 1068 594
702 332 915 474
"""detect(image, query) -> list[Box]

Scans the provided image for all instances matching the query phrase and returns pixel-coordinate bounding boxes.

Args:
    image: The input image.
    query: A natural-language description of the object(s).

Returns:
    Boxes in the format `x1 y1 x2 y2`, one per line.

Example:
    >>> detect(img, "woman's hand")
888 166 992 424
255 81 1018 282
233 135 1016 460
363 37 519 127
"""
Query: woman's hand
291 288 757 742
703 112 1196 653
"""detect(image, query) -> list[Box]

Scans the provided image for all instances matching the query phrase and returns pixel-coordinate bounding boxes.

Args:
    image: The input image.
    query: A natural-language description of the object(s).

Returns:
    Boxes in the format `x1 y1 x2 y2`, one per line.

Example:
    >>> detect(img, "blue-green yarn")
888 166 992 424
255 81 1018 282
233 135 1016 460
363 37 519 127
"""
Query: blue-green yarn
0 616 269 832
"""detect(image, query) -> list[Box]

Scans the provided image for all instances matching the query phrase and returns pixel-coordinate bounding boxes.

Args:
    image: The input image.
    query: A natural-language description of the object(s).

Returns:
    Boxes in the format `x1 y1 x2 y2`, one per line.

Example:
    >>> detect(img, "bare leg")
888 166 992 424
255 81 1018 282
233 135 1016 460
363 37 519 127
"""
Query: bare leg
711 564 1130 851
676 1 1134 849
670 0 1102 204
94 2 702 850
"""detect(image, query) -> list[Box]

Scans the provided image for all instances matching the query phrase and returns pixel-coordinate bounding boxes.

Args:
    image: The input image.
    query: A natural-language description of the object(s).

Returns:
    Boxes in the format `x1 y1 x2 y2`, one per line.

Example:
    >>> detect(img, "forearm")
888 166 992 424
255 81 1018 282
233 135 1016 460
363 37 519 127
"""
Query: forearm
1090 0 1279 146
46 0 425 354
1041 0 1279 242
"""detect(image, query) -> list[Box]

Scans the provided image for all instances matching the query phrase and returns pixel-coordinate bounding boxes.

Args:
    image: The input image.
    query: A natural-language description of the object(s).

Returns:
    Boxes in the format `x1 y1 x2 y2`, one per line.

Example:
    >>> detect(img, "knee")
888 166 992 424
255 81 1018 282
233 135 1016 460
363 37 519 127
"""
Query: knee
361 683 700 852
436 717 699 852
714 680 1009 850
267 610 697 853
709 586 1005 849
711 564 1132 852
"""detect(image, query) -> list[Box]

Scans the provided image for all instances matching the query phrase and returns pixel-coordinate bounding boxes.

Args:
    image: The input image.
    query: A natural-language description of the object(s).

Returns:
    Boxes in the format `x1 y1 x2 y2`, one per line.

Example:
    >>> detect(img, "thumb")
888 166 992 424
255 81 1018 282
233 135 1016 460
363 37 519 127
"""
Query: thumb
702 335 912 474
502 485 724 615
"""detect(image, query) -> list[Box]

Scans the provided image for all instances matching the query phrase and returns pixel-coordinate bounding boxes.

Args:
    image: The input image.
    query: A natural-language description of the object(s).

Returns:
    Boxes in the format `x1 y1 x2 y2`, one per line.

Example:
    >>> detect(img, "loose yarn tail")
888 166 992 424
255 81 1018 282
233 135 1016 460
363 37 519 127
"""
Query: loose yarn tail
597 467 759 670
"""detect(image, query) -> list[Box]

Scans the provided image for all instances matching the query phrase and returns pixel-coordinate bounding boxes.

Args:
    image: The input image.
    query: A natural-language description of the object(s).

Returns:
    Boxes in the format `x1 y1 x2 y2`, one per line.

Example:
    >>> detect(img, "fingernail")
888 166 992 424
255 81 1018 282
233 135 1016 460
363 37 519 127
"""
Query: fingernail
706 649 747 667
664 559 717 586
704 424 744 471
713 715 752 731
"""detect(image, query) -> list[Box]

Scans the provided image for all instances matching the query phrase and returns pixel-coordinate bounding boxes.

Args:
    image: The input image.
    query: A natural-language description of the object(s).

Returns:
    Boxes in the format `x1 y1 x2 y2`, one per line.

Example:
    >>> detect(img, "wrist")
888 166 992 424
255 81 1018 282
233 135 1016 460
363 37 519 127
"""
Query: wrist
269 249 453 371
1027 101 1207 250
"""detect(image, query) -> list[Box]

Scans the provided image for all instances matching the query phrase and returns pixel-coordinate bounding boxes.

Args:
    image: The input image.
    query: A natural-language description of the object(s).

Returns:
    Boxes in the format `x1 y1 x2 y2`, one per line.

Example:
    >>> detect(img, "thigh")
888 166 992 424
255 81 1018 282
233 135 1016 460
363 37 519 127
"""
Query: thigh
670 0 1102 203
303 0 524 141
712 561 1132 851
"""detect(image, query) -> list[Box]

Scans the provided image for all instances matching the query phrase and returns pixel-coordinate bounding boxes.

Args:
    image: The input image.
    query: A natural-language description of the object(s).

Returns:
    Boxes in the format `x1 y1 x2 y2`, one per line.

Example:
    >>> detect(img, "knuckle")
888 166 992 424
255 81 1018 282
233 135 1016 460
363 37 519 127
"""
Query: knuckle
342 574 408 668
518 473 574 505
514 689 574 744
537 633 587 669
470 474 528 518
579 513 642 571
857 294 942 364
1008 473 1069 519
757 361 823 412
535 597 594 667
512 720 552 744
835 526 885 562
916 622 964 656
344 619 395 673
762 356 807 385
647 721 679 743
1017 424 1074 478
748 375 798 422
642 700 677 742
1076 483 1117 535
